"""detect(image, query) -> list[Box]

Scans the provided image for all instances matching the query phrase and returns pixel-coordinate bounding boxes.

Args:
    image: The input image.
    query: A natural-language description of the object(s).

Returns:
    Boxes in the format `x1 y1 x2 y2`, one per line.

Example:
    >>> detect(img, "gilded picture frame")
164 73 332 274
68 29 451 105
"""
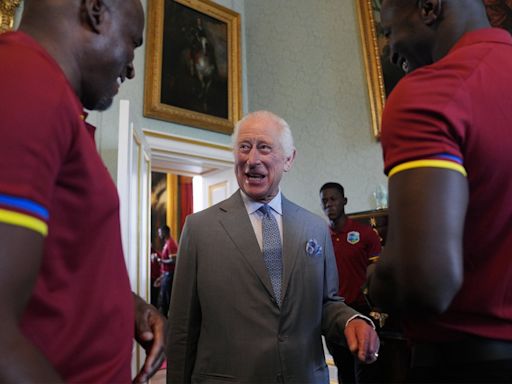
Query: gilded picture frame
355 0 404 139
0 0 22 34
144 0 242 135
356 0 512 139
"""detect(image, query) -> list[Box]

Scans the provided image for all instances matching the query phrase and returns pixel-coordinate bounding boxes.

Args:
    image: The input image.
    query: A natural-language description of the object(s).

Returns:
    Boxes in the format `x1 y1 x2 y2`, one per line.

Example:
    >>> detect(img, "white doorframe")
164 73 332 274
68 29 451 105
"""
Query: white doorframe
143 129 235 176
118 120 237 376
117 99 152 375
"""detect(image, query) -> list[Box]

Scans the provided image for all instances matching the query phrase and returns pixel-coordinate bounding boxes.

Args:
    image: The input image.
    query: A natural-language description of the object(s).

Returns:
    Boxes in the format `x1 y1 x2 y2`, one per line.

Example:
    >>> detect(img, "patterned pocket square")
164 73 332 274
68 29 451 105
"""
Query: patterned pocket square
305 239 322 257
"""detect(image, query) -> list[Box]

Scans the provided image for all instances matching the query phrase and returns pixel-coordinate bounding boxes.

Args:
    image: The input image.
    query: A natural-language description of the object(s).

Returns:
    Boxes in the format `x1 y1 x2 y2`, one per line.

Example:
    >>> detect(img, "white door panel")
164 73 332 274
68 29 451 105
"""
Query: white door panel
116 99 151 376
200 167 238 210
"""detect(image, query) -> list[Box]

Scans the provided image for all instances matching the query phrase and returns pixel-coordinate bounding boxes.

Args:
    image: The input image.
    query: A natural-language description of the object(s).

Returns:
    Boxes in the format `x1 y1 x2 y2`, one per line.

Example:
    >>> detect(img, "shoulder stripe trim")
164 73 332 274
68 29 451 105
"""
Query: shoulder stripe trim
0 208 48 236
389 159 467 178
0 194 49 220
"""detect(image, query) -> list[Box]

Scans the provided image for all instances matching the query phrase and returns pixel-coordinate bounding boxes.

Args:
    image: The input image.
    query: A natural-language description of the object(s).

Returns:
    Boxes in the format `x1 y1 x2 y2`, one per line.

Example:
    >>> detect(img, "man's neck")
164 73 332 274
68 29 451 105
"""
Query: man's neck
330 215 347 232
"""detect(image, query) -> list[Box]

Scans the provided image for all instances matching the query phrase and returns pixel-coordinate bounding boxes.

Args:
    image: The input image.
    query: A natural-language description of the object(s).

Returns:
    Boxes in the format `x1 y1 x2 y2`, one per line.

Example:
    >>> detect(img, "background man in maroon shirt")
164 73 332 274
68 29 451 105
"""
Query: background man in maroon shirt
156 225 178 317
320 182 382 383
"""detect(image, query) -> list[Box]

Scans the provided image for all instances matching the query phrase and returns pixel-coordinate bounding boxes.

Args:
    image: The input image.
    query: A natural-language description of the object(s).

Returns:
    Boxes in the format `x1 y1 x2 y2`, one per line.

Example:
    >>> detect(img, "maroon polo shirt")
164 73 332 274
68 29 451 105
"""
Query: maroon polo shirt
382 28 512 342
0 31 133 382
330 218 381 308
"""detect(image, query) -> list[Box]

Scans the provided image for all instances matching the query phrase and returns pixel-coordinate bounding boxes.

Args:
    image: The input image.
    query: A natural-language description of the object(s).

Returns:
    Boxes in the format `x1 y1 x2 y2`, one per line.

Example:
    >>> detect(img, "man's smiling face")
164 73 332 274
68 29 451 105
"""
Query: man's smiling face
234 114 294 203
381 0 434 74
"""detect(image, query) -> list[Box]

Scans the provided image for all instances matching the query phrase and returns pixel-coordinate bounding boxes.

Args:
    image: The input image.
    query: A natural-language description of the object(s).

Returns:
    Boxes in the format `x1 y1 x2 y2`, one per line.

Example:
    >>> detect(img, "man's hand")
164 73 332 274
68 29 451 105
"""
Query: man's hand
153 275 163 288
344 318 380 364
132 293 167 383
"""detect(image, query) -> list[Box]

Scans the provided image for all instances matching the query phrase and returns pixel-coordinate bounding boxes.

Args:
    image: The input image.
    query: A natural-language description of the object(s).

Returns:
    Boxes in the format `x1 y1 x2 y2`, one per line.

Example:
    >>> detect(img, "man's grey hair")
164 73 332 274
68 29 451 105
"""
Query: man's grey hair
231 110 295 157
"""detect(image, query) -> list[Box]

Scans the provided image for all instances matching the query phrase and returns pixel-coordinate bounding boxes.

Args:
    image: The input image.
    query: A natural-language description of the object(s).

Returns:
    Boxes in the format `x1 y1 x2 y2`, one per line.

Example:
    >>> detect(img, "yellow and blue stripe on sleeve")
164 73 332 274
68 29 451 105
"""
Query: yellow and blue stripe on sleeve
388 157 467 178
0 194 49 236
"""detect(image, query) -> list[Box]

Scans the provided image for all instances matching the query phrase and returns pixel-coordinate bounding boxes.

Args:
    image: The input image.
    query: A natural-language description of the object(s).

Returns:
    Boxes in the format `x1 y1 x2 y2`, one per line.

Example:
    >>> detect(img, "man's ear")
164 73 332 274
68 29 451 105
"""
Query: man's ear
82 0 108 33
283 148 296 172
419 0 442 26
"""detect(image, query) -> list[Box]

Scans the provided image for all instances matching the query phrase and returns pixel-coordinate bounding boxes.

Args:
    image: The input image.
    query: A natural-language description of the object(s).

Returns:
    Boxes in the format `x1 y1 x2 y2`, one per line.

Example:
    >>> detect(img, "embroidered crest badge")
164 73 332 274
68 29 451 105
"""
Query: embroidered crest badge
347 231 360 245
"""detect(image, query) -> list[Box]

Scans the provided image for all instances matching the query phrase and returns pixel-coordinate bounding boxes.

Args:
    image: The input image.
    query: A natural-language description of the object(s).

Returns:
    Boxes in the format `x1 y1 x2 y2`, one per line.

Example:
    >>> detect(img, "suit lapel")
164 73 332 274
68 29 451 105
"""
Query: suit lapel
281 196 303 304
218 191 276 300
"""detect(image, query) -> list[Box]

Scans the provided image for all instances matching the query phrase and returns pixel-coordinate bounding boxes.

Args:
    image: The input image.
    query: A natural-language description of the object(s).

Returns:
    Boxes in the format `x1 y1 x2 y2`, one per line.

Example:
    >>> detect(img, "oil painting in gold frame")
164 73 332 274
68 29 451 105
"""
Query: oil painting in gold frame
144 0 242 135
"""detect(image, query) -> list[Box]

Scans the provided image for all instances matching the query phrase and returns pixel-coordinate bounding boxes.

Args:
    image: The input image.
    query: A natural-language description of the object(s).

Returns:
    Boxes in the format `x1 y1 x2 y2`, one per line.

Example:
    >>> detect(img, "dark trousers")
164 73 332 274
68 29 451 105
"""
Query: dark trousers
409 359 512 383
327 340 359 384
327 337 410 384
409 338 512 383
150 280 160 308
158 272 173 317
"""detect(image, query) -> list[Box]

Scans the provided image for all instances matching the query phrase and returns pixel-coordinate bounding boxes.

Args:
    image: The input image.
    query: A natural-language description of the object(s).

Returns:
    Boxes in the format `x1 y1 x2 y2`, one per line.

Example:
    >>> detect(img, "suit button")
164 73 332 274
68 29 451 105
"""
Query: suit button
276 373 283 382
278 335 286 342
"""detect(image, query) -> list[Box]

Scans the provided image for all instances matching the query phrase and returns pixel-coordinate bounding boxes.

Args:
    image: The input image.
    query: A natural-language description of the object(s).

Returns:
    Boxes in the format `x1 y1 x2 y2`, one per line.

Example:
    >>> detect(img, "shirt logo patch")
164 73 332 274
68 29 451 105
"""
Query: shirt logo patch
347 231 360 245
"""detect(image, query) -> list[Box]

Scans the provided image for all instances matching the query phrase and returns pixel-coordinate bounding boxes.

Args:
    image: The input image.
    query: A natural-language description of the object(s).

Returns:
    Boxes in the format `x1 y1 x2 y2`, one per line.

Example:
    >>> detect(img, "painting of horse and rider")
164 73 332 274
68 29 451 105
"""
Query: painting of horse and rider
144 0 241 134
161 0 229 119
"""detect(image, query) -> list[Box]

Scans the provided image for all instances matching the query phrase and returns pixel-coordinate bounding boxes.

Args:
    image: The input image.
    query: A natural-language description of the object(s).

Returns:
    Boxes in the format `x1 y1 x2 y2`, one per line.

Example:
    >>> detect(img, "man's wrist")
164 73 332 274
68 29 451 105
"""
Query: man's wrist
345 314 376 330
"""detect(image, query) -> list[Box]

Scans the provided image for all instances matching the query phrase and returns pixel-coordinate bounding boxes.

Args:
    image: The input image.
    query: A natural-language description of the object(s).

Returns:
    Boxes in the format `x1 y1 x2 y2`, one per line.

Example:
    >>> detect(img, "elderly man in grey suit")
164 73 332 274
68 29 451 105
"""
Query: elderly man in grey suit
167 111 379 383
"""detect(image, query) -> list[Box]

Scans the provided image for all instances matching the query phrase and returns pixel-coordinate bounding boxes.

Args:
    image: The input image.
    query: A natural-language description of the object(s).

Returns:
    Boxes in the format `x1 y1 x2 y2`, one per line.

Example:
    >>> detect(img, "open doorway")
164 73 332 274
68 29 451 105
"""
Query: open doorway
144 131 237 377
149 171 192 312
116 102 239 377
144 130 238 317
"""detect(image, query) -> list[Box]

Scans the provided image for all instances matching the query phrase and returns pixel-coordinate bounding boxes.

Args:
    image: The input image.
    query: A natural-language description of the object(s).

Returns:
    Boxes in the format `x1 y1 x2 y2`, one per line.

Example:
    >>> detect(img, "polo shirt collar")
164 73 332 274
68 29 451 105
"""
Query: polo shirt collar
450 27 512 54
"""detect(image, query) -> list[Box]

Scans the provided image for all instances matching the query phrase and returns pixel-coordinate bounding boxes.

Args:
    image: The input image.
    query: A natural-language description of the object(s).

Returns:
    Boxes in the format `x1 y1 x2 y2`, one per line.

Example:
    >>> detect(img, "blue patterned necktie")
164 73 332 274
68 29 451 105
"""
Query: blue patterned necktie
259 204 283 305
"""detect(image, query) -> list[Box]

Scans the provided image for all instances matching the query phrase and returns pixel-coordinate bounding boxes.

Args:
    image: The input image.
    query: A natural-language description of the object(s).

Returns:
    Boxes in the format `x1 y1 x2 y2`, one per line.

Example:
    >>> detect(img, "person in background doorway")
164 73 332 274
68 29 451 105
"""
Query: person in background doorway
157 225 178 317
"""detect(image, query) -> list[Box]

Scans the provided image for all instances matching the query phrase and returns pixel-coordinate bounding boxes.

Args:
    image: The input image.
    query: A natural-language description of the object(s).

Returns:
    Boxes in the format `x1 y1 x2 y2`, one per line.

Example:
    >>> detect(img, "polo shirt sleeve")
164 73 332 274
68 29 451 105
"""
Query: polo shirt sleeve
0 41 75 236
380 66 470 178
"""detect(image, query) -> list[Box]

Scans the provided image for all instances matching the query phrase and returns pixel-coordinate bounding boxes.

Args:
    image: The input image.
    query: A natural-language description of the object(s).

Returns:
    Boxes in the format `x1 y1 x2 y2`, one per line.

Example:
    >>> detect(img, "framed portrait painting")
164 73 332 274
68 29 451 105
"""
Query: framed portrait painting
356 0 512 139
144 0 242 135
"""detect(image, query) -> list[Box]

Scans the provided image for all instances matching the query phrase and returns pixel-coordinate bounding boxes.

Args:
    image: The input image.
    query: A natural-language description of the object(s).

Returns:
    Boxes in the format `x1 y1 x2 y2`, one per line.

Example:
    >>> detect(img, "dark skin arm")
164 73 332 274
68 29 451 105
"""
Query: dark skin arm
368 167 468 314
0 224 63 382
0 223 166 383
132 293 167 384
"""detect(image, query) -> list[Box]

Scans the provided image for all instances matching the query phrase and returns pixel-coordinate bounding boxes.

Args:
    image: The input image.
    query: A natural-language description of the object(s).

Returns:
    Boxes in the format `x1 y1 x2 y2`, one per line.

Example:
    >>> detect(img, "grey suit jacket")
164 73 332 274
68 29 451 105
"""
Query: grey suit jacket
167 190 358 384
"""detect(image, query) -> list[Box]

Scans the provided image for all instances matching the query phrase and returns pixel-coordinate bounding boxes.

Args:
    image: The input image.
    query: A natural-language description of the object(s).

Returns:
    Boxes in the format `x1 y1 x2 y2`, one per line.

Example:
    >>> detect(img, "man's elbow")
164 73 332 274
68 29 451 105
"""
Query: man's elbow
403 272 463 315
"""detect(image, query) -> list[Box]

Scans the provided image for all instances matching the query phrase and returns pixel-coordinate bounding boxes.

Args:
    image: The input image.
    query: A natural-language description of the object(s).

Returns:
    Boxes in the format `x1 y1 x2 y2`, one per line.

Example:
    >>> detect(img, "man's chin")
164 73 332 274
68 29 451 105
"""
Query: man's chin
242 187 272 203
92 96 114 112
94 97 114 111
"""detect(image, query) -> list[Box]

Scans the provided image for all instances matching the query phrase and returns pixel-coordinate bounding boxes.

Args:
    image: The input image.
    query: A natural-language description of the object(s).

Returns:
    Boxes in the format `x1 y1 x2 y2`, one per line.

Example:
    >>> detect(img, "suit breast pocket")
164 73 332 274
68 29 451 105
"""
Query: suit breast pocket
303 240 324 276
304 238 323 260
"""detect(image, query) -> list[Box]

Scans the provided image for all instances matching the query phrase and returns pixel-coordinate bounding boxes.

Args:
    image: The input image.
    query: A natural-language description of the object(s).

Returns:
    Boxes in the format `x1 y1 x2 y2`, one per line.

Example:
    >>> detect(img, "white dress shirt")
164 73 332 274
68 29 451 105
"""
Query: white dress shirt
240 190 283 251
